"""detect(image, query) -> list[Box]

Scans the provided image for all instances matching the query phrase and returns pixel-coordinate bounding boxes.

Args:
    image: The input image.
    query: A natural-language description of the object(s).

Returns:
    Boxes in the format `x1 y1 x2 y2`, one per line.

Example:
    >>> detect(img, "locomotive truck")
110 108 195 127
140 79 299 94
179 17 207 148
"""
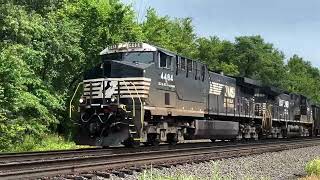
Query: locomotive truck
73 42 320 147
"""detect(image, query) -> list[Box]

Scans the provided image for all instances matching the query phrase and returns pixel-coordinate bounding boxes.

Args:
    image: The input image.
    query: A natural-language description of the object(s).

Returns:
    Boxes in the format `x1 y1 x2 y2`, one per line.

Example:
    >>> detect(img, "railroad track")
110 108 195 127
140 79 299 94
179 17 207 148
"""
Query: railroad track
0 142 222 163
0 138 320 179
0 140 270 163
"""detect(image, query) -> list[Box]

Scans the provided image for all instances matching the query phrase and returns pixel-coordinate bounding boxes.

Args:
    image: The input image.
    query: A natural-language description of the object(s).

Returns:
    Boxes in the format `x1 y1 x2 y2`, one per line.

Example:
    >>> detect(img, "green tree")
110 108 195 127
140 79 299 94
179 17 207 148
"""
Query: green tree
233 35 285 86
283 55 320 102
62 0 143 90
0 0 145 151
3 0 66 14
0 44 62 151
142 8 197 57
195 36 238 75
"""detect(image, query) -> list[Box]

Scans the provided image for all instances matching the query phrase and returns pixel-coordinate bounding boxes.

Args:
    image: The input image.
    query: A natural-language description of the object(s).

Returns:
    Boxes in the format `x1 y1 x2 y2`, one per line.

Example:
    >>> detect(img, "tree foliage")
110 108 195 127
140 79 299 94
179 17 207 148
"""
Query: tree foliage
0 0 143 151
233 36 286 86
0 0 319 151
142 8 197 57
195 36 238 75
283 55 320 102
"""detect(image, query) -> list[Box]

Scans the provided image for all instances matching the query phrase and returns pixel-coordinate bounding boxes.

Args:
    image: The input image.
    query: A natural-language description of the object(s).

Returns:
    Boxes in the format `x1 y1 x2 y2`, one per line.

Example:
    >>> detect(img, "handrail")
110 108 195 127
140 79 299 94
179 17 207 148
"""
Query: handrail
69 82 84 119
129 82 144 132
121 80 135 117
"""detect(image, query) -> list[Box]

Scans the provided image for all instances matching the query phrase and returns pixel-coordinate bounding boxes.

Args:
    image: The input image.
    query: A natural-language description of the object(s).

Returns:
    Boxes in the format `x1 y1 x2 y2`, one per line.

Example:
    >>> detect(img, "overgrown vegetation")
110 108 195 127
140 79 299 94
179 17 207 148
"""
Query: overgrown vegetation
9 134 80 152
305 159 320 176
1 0 320 152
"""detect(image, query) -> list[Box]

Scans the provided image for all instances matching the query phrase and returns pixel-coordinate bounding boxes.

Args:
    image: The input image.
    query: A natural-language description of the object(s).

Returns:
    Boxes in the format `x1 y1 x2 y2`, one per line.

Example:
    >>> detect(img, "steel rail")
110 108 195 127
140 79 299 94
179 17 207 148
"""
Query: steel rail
0 138 320 179
0 137 314 164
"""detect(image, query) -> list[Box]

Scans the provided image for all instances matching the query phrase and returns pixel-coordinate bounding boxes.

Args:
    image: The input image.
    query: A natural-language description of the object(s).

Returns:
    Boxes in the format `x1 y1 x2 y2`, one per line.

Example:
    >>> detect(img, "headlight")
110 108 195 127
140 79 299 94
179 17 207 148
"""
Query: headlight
111 96 116 102
79 98 85 104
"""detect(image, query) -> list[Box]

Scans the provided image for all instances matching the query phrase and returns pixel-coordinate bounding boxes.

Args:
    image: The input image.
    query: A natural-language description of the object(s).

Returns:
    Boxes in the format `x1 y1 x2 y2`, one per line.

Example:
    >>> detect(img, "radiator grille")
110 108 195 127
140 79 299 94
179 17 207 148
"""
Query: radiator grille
83 77 151 99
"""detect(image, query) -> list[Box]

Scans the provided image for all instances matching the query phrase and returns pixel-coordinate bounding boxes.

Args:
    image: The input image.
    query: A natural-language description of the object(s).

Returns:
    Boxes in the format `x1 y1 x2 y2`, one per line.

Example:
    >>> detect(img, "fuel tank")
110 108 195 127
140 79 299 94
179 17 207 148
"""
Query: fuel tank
193 120 239 139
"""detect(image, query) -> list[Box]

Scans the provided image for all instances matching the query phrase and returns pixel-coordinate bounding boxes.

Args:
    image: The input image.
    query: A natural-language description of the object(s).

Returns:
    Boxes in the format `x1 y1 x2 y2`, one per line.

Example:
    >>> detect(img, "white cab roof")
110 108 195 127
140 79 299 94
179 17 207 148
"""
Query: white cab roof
100 42 157 55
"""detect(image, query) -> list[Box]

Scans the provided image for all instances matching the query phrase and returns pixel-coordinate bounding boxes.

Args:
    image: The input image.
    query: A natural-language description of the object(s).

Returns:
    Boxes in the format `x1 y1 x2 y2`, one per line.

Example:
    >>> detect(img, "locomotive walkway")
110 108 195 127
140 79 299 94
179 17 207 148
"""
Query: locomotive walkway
0 138 320 179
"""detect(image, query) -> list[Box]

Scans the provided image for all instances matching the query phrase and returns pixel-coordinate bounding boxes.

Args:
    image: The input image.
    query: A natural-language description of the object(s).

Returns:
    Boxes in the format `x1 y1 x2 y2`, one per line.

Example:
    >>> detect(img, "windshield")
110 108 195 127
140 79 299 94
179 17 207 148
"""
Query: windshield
103 53 122 61
102 52 154 64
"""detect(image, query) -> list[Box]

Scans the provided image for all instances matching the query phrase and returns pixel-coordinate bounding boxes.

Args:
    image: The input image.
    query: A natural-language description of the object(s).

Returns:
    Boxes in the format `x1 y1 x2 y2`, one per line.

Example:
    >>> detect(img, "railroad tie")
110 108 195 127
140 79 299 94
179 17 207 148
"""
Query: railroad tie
159 164 171 168
112 171 125 178
95 171 110 178
129 167 143 172
71 176 86 180
81 174 96 179
120 169 134 175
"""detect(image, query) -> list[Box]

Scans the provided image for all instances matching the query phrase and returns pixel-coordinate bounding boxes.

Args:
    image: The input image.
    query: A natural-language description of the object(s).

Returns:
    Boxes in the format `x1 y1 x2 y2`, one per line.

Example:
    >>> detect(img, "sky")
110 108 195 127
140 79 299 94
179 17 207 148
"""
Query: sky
122 0 320 67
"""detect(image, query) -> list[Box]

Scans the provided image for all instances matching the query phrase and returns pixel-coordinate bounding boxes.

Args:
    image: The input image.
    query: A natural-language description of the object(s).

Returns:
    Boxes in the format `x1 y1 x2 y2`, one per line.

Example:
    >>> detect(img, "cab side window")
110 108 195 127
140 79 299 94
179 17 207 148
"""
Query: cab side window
187 59 192 72
176 56 179 75
180 57 186 70
159 51 172 69
201 65 205 81
186 59 192 77
194 61 198 80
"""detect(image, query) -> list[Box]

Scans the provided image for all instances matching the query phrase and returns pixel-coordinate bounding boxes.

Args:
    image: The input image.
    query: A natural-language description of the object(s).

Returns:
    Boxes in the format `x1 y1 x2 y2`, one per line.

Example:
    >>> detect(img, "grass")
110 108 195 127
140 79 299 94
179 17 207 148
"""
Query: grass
7 134 86 152
299 175 320 180
300 159 320 180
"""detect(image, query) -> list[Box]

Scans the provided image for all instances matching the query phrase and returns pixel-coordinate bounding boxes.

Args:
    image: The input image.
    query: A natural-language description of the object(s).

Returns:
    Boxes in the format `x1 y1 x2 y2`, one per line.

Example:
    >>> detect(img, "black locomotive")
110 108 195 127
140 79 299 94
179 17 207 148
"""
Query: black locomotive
74 42 320 147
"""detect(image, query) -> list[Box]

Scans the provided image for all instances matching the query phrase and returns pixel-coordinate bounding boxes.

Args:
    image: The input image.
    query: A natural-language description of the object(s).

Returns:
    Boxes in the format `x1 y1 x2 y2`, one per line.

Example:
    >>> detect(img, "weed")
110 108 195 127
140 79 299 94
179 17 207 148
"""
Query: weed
305 159 320 176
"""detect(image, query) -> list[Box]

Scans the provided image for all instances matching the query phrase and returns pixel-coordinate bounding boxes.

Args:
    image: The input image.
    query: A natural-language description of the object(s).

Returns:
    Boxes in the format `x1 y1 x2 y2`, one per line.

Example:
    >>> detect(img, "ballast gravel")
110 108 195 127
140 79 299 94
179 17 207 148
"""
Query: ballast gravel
105 145 320 180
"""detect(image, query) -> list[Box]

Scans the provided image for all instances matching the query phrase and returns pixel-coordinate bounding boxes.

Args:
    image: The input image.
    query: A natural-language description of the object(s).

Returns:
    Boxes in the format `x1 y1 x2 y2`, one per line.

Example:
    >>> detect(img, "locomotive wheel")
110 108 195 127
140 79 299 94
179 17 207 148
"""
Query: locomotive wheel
143 140 159 146
131 141 140 148
167 133 178 145
150 139 160 146
123 138 140 148
143 142 150 146
128 141 140 148
147 134 160 146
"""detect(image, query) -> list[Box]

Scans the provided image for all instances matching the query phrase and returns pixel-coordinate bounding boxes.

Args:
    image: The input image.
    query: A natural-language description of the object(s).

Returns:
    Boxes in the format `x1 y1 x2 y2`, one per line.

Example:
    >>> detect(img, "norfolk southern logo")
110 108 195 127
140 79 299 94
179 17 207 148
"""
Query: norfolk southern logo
209 81 235 98
158 72 175 89
104 81 117 98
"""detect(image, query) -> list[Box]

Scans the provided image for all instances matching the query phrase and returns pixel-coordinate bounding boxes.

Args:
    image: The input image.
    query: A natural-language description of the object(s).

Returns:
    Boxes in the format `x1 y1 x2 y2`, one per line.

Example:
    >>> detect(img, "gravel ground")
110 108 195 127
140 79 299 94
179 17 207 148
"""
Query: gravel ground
105 145 320 180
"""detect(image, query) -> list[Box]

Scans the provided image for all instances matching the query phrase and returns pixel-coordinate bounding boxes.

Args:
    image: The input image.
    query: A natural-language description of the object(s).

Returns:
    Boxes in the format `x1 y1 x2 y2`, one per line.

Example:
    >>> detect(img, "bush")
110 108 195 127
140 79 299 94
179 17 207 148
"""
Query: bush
305 159 320 176
4 134 82 152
